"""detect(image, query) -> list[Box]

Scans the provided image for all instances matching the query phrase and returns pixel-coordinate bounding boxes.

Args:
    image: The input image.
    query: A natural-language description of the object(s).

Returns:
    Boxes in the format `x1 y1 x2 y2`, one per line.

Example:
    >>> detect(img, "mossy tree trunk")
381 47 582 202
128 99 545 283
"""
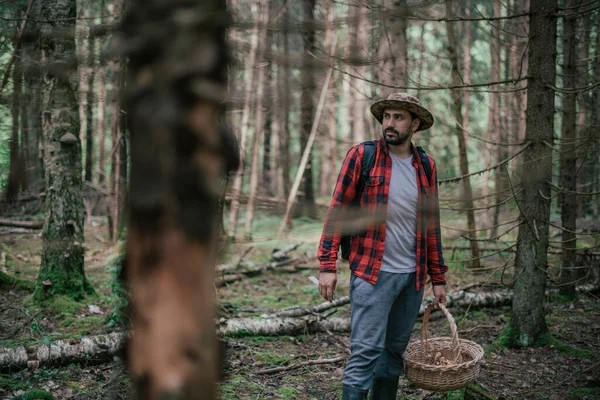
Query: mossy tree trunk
35 0 95 302
510 0 557 346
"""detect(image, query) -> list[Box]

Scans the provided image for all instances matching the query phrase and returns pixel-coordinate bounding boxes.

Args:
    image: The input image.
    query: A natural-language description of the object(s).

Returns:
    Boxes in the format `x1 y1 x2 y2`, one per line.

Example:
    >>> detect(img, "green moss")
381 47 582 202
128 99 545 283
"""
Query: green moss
46 295 83 316
277 386 301 400
33 249 96 302
446 388 465 400
0 376 28 391
23 390 54 400
254 351 291 366
0 271 34 291
485 323 514 354
59 315 104 335
534 333 597 358
569 387 599 396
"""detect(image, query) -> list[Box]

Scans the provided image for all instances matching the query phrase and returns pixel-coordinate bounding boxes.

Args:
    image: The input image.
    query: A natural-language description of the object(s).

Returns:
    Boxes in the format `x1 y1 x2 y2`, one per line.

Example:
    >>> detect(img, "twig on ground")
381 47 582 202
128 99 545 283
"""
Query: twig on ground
254 356 346 375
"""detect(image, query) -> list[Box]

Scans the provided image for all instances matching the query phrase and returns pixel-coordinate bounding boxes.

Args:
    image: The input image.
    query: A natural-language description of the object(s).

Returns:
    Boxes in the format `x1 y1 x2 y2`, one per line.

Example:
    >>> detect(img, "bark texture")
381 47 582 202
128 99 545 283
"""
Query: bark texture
122 1 237 398
35 0 94 301
510 0 558 347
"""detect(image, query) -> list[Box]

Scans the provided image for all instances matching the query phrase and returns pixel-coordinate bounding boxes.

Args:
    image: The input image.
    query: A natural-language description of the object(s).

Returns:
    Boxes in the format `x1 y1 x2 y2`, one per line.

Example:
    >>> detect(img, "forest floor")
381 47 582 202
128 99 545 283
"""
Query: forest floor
1 214 599 400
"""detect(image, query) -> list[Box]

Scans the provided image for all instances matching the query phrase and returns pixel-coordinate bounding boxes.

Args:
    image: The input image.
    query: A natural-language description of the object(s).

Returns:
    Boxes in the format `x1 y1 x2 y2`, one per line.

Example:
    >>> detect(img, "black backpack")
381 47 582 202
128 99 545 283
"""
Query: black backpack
339 141 432 260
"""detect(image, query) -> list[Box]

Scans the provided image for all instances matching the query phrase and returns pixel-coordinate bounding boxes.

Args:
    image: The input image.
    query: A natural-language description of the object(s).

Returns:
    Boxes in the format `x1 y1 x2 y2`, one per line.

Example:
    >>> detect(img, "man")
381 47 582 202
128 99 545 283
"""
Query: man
317 93 448 400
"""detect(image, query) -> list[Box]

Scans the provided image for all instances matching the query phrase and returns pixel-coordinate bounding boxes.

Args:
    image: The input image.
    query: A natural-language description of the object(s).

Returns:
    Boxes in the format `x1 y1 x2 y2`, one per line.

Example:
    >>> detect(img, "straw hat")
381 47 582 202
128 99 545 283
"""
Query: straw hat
370 92 434 131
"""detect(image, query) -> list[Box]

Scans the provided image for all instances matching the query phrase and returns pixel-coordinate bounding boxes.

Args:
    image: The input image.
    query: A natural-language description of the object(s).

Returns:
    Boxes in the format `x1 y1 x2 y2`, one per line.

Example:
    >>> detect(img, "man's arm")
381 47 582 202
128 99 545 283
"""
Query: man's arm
426 160 449 305
317 145 362 301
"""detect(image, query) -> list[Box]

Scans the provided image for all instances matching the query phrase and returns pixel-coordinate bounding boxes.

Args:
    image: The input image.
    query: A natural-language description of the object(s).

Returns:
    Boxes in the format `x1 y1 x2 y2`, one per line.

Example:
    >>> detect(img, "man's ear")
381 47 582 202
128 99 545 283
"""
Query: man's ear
412 118 421 132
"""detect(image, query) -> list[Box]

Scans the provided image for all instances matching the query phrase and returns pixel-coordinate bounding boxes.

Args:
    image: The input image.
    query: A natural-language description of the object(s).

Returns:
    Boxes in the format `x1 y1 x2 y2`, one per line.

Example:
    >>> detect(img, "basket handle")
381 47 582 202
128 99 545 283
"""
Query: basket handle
420 304 461 364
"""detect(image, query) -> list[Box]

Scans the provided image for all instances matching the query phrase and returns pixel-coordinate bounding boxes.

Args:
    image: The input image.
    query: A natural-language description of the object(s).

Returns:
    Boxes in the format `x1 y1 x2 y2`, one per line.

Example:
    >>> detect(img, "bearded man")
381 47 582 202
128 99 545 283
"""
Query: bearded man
317 93 449 400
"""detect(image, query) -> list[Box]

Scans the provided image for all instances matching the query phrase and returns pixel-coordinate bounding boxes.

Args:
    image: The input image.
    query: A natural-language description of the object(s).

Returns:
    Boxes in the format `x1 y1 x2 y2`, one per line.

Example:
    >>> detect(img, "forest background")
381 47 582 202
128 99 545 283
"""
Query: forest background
0 0 599 399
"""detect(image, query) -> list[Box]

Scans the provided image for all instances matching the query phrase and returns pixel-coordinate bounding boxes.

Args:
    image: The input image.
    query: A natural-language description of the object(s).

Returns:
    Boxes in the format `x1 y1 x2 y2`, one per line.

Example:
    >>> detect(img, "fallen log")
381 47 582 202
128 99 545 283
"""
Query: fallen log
264 287 513 320
0 218 43 229
215 257 311 287
2 283 598 370
0 332 126 372
217 317 351 336
272 243 303 261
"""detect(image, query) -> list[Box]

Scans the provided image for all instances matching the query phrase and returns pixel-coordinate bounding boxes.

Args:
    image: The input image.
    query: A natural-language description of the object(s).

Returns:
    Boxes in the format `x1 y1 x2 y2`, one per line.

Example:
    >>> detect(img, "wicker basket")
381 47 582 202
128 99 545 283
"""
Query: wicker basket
403 304 484 392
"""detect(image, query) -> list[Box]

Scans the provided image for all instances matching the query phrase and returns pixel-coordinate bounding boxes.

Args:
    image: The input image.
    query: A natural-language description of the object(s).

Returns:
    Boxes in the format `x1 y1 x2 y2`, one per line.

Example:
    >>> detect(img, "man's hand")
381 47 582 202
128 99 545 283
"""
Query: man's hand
433 285 447 309
319 272 337 302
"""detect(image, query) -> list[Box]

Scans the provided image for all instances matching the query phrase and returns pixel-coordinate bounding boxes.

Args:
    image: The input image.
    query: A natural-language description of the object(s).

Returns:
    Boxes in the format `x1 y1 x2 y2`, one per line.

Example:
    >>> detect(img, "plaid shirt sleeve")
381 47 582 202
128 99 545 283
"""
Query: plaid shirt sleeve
426 159 449 285
317 145 363 273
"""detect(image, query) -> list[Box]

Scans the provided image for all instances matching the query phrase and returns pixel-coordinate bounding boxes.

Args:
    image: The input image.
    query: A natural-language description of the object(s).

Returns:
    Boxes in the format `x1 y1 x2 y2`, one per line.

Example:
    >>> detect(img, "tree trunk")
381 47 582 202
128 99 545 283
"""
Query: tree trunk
299 0 318 219
558 0 579 297
462 0 471 136
262 7 274 198
84 32 96 183
97 64 107 186
22 8 44 188
351 5 369 143
36 0 94 302
445 0 480 269
320 1 336 198
245 0 268 240
6 48 24 202
490 0 504 239
227 9 260 238
378 0 408 93
510 0 557 347
591 10 600 220
109 61 122 242
122 0 235 397
280 1 291 198
107 0 127 243
512 0 529 161
576 11 591 218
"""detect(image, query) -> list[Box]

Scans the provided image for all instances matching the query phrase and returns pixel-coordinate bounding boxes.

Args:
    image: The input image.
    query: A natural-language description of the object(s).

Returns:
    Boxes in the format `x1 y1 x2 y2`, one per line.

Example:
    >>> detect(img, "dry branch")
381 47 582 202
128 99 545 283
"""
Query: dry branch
254 356 345 375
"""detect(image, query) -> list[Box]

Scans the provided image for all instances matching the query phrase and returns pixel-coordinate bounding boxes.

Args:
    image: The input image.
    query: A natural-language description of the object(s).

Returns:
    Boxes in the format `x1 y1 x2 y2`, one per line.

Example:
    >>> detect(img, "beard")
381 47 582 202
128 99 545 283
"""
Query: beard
383 128 410 146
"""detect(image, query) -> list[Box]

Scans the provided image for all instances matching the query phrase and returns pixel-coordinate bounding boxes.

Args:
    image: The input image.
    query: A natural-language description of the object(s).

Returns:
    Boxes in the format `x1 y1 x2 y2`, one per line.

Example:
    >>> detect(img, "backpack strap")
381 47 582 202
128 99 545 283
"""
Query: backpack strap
416 145 432 183
357 140 377 194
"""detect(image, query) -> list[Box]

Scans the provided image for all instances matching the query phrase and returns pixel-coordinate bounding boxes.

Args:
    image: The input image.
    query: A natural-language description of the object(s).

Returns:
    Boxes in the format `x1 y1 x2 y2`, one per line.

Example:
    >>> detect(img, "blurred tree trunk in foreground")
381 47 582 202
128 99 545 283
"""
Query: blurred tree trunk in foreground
122 0 237 398
510 0 557 347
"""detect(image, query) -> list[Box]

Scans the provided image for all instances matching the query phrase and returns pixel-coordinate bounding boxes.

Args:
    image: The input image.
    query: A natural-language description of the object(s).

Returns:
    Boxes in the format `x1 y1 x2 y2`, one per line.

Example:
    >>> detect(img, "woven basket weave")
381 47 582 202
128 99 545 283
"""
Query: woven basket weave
403 304 484 392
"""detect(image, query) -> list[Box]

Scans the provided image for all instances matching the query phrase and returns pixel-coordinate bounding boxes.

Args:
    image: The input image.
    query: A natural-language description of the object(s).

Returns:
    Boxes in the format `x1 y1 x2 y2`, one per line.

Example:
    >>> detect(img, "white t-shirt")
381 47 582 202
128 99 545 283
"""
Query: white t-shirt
380 153 418 274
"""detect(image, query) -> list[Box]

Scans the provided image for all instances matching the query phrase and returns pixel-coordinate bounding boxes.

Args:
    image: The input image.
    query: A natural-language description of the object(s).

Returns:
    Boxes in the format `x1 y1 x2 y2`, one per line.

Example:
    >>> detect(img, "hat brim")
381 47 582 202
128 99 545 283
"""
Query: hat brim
370 100 434 131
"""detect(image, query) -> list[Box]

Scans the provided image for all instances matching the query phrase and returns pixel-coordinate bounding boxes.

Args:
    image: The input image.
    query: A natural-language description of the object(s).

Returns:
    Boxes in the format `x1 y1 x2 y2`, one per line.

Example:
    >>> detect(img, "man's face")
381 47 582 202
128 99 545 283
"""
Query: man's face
381 107 420 146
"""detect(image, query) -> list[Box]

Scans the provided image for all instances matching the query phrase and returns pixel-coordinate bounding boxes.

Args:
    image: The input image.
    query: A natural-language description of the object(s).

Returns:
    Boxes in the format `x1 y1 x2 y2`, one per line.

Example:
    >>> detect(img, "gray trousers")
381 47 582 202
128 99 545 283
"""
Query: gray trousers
342 271 424 391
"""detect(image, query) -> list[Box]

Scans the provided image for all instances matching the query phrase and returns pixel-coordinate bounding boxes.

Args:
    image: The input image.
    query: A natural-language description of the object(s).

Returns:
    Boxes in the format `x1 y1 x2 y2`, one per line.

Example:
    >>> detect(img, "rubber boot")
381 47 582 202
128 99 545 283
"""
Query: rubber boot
369 377 399 400
341 385 369 400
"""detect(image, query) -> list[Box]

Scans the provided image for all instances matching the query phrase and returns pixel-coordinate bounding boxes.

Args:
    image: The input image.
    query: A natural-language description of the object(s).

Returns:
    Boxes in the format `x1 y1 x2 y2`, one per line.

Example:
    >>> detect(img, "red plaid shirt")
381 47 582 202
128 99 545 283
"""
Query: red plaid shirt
318 139 448 291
